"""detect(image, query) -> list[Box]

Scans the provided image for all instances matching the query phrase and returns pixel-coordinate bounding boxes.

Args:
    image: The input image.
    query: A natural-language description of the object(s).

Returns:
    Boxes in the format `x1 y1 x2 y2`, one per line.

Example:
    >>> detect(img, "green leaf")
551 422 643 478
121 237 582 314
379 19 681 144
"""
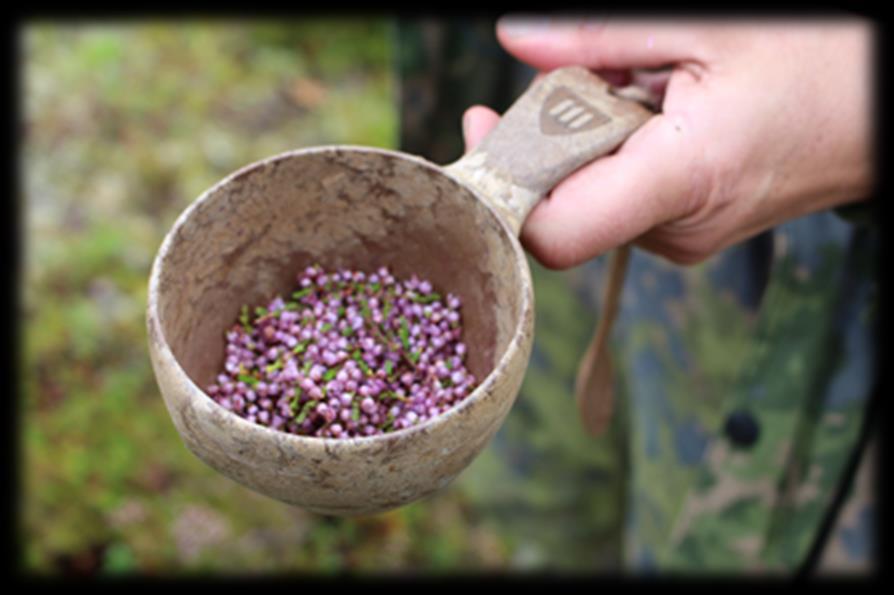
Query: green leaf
398 317 410 351
292 287 313 300
295 400 317 424
323 367 339 382
384 359 394 376
239 304 251 331
290 388 303 414
238 374 258 387
356 357 371 376
411 292 441 304
359 298 372 321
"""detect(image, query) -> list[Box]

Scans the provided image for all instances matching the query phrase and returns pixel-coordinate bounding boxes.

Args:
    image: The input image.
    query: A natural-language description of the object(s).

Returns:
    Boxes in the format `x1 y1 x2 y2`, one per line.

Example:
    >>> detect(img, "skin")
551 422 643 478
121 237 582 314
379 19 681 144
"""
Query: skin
462 17 875 268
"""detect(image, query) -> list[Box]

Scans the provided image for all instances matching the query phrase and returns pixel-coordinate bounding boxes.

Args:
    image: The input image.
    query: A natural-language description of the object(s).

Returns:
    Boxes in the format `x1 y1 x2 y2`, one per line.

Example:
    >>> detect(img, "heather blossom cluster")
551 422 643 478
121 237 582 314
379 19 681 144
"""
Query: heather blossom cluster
206 264 477 438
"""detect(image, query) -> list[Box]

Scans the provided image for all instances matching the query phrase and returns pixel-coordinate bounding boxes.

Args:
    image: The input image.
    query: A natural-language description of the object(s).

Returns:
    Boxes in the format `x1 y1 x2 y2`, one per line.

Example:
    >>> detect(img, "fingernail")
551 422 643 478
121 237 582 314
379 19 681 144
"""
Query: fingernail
498 14 555 38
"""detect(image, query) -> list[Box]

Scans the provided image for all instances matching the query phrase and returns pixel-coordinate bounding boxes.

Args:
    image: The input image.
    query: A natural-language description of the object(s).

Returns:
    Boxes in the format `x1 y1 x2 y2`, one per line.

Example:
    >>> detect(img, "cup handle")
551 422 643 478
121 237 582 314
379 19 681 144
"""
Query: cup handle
443 65 655 235
444 66 658 438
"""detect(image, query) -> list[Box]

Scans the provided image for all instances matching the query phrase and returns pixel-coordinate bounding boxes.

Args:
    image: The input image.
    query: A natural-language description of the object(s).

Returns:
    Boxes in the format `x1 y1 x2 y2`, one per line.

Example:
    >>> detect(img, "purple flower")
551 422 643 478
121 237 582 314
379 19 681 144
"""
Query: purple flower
208 264 478 439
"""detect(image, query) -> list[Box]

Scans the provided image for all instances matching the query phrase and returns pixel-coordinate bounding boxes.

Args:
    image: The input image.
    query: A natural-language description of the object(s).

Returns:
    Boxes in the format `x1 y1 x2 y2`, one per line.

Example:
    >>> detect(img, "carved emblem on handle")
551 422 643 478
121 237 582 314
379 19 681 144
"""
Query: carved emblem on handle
540 86 609 136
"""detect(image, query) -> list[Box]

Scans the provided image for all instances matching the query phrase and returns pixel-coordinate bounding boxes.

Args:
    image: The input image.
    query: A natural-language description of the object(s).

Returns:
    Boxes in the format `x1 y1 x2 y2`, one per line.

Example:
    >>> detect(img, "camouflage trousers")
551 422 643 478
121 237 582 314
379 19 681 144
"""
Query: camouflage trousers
603 212 878 574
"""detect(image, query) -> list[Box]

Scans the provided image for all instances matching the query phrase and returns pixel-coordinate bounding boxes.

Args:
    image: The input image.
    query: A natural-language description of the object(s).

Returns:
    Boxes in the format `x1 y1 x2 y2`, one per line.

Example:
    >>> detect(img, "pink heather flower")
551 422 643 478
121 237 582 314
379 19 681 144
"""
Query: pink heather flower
207 265 478 439
360 397 376 414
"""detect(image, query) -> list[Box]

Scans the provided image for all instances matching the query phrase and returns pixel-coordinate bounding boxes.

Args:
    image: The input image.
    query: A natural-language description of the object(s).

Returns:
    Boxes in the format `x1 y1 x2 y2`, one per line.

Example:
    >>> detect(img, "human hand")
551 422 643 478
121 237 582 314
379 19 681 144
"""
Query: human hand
463 17 875 267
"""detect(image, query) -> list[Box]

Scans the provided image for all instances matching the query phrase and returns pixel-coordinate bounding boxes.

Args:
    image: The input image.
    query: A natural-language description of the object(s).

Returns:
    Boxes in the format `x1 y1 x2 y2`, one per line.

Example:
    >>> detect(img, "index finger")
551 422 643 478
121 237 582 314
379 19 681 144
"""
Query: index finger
497 16 710 72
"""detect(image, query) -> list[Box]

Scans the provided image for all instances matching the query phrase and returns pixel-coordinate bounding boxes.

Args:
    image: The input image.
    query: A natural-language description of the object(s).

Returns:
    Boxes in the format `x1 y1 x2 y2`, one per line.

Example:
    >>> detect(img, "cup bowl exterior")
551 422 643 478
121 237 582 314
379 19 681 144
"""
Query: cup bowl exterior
147 146 534 515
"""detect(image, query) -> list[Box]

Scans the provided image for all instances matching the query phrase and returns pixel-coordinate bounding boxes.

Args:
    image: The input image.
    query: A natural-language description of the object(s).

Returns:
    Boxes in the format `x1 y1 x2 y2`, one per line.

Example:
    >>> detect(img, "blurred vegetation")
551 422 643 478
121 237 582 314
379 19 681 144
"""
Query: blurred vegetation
21 20 624 575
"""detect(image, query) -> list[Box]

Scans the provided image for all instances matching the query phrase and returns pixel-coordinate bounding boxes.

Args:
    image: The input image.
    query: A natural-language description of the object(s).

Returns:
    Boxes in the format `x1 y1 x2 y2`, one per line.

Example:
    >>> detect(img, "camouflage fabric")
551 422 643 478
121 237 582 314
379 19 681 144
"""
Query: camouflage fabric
608 213 878 574
816 433 877 575
396 18 879 575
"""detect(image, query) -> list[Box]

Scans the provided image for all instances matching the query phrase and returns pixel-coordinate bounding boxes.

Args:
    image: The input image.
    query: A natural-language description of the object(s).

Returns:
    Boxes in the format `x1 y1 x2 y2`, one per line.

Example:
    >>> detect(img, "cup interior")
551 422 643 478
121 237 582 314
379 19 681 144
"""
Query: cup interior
151 147 527 410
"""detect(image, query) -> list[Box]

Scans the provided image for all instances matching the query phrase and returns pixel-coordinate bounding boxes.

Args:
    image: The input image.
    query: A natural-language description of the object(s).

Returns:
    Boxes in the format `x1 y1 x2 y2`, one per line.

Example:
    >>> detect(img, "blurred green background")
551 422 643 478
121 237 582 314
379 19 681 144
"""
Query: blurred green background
21 19 625 575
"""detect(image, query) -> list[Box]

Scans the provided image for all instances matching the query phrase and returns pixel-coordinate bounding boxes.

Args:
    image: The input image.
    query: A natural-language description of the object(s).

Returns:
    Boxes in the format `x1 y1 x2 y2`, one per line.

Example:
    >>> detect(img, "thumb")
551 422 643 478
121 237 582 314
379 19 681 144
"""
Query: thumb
520 111 704 269
496 15 706 71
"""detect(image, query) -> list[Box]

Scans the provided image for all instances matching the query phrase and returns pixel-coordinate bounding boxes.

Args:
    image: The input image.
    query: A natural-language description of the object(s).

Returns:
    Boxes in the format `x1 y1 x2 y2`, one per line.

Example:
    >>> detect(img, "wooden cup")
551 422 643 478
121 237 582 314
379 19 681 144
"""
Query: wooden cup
147 66 652 515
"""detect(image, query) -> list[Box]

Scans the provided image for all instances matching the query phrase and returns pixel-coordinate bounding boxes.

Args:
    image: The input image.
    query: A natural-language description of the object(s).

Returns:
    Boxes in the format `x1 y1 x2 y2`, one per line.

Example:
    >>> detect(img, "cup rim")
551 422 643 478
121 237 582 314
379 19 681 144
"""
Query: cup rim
147 144 534 448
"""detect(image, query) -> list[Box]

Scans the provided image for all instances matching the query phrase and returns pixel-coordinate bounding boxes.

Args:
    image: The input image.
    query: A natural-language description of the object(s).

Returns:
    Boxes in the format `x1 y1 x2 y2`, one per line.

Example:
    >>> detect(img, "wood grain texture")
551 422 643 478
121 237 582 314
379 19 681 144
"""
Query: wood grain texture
574 245 631 437
148 147 534 515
